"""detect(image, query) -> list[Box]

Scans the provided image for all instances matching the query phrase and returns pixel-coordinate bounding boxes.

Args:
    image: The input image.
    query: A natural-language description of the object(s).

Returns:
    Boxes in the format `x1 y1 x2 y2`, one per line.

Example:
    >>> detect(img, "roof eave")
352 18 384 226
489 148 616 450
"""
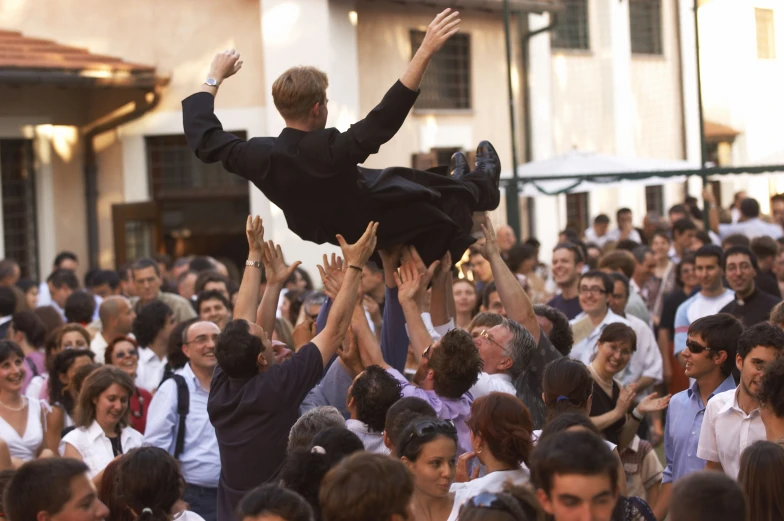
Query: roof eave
358 0 562 14
0 68 169 89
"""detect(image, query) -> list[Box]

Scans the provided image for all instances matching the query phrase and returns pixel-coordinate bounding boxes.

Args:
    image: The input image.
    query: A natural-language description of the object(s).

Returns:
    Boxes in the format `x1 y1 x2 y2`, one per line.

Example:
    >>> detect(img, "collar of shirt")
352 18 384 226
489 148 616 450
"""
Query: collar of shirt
86 420 125 444
687 374 737 406
178 363 209 393
486 372 513 384
0 316 12 327
718 386 760 418
139 346 164 365
346 419 372 434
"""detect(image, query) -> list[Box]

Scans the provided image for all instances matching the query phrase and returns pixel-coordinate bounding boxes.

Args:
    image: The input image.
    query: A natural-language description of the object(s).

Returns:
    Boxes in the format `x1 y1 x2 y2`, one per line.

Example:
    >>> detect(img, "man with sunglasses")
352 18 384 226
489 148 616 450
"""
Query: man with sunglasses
697 322 784 478
653 314 741 520
144 320 222 521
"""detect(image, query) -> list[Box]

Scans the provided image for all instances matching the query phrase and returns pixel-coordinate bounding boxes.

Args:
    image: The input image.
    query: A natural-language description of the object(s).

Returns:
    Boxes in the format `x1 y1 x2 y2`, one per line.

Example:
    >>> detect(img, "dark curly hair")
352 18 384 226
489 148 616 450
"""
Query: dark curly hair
280 427 363 521
428 329 483 399
215 319 263 379
64 291 95 324
466 392 533 467
350 365 401 432
738 322 784 360
533 305 573 357
760 358 784 418
132 300 173 347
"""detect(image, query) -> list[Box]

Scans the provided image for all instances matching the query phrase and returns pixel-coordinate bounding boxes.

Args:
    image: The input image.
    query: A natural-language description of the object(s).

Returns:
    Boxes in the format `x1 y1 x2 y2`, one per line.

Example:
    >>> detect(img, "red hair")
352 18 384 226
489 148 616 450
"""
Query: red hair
104 335 138 366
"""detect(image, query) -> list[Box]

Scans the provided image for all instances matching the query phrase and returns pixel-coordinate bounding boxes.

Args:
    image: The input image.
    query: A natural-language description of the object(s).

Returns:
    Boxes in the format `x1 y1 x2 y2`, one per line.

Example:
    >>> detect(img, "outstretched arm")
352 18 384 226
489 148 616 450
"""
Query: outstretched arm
480 216 541 342
400 9 461 91
311 223 379 366
235 216 265 323
256 240 301 340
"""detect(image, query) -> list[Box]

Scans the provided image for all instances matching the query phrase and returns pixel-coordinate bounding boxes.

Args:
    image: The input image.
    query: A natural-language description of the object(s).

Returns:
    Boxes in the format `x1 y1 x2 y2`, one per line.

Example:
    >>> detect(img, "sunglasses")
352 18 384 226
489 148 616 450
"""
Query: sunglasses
465 492 513 513
114 349 138 360
686 340 712 355
398 419 457 455
422 344 432 360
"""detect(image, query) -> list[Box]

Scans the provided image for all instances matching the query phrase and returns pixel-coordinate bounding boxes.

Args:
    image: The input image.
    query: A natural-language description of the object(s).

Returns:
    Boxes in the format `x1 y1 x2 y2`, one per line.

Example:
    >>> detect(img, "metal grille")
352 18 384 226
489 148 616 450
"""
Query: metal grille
410 31 471 110
566 192 589 233
552 0 589 50
756 8 776 60
0 140 38 279
645 185 664 215
630 0 662 55
146 134 249 199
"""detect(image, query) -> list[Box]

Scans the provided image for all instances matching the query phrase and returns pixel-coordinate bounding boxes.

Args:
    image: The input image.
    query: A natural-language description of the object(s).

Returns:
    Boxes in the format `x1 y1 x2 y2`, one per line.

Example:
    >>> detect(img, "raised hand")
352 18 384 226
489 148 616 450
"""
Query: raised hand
209 49 243 82
405 245 441 290
318 253 347 300
479 215 499 260
337 326 365 377
262 240 300 286
432 250 453 284
378 245 404 270
454 452 480 483
337 222 379 268
394 262 424 304
420 9 461 56
292 317 316 349
636 392 672 414
615 384 637 414
246 216 264 254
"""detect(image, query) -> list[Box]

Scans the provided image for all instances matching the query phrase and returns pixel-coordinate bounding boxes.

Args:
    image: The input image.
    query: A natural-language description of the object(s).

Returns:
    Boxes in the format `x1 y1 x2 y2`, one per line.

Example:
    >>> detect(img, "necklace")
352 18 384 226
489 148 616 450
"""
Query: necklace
589 363 614 389
0 396 26 412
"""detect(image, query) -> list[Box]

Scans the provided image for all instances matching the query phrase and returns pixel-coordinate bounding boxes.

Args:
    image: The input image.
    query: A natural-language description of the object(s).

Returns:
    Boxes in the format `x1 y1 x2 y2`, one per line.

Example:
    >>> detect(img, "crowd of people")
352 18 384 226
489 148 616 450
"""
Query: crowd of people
1 185 784 521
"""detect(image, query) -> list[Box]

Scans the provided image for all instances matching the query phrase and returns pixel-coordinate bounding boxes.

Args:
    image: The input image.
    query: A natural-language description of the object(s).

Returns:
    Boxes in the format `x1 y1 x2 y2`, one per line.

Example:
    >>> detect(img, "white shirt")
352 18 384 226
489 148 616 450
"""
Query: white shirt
584 227 611 248
469 372 516 399
569 311 629 365
719 218 783 240
696 387 765 479
605 228 642 244
346 419 389 455
173 511 205 521
532 429 618 452
91 332 108 365
144 363 221 488
618 314 663 391
448 468 531 521
60 420 143 478
136 347 167 393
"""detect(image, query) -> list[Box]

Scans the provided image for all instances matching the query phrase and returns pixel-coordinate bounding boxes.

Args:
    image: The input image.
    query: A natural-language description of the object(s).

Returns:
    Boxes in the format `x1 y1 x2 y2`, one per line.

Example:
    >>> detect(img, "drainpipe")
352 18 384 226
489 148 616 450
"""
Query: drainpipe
502 0 522 240
518 10 558 238
692 0 710 229
82 88 162 269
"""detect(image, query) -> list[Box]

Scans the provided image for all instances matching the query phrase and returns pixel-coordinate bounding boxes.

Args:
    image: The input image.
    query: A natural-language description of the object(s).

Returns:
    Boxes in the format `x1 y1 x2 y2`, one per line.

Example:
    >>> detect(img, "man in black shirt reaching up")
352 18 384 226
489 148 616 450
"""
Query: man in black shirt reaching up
208 216 378 521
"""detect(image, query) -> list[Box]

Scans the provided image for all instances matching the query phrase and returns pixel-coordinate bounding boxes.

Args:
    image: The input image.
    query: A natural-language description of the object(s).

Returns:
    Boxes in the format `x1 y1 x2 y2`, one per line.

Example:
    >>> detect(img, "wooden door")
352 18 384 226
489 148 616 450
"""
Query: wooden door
112 201 163 267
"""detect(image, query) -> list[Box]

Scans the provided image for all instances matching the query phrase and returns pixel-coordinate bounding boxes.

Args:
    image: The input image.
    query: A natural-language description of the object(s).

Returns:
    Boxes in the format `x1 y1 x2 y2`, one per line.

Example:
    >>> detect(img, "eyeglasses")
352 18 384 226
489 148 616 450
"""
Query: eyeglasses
465 492 514 514
686 340 712 355
184 334 220 345
114 349 138 360
398 419 457 455
479 330 506 352
579 286 607 296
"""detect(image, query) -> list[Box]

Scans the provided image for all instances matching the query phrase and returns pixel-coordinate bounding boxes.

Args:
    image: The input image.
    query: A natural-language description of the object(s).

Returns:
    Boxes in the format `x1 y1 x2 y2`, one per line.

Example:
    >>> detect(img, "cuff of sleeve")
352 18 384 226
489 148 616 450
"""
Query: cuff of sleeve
392 80 420 101
696 447 718 462
433 319 455 338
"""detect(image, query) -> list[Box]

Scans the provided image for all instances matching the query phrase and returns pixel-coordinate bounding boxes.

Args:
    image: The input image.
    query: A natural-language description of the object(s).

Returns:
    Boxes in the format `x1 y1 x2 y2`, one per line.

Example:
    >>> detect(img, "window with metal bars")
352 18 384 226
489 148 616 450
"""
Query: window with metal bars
552 0 589 50
0 140 38 279
630 0 663 55
145 134 249 200
410 30 471 110
755 8 776 60
645 185 664 216
566 192 589 233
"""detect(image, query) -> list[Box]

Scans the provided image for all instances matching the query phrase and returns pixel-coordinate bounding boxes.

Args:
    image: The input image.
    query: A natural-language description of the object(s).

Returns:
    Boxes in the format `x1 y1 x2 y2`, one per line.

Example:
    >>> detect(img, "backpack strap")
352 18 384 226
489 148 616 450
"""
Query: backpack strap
25 357 39 378
171 374 190 459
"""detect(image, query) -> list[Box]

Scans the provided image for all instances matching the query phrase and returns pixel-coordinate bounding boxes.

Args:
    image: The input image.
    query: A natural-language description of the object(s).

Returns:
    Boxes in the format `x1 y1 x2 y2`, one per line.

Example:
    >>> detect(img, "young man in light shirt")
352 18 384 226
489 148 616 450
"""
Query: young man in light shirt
697 322 784 478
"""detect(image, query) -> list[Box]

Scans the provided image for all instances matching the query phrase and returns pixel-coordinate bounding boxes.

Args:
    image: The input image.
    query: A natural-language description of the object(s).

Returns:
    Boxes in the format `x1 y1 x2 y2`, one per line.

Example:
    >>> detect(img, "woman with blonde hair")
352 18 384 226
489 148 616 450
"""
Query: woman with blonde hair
59 365 142 482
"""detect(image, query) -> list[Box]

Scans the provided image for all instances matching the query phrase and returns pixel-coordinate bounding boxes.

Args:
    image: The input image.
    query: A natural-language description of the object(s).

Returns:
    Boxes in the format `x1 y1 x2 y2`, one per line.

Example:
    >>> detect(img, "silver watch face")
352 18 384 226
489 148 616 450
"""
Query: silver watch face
205 78 218 87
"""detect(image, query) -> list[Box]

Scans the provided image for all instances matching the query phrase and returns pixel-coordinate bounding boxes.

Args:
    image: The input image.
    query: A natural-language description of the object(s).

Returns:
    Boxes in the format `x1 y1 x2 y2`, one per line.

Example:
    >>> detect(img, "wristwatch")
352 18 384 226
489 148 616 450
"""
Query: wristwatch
204 78 220 88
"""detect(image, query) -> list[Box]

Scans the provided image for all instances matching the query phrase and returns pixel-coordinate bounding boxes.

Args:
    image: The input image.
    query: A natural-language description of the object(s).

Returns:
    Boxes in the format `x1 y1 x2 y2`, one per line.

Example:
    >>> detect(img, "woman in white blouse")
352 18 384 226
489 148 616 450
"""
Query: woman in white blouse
60 365 142 483
449 392 533 521
0 340 53 466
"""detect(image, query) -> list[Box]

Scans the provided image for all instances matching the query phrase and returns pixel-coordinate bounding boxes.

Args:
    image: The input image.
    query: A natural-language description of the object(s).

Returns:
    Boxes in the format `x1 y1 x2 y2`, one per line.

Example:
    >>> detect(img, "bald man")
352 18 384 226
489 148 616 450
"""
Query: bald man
91 296 137 363
496 224 517 257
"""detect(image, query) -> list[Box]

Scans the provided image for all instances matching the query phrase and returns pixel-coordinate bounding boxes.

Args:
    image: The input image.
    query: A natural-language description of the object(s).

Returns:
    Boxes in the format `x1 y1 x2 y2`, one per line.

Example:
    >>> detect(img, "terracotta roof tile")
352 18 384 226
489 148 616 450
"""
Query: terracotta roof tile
0 29 155 74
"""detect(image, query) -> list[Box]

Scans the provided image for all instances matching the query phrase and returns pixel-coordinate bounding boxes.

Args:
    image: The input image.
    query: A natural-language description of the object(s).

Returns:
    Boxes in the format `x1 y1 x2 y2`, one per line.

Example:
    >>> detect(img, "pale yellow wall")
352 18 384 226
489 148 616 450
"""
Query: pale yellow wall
355 4 523 172
630 0 684 160
95 131 125 269
2 0 265 112
50 139 89 274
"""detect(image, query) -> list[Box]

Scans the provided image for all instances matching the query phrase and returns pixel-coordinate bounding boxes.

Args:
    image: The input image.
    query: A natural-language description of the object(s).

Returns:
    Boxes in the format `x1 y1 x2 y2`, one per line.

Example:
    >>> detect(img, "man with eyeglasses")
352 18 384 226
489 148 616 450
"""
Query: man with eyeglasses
653 314 741 520
144 320 222 521
673 245 735 359
568 270 629 366
697 322 784 478
719 246 780 327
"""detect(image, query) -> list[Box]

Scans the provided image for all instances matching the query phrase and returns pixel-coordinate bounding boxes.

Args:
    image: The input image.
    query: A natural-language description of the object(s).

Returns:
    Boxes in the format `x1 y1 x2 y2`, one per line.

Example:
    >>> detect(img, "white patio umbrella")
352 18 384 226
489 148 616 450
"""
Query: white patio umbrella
500 150 698 197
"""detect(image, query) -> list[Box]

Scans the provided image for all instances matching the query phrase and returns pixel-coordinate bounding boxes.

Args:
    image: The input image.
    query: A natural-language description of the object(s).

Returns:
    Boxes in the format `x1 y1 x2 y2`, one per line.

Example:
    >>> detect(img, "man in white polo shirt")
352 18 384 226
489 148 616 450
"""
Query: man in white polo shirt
697 322 784 478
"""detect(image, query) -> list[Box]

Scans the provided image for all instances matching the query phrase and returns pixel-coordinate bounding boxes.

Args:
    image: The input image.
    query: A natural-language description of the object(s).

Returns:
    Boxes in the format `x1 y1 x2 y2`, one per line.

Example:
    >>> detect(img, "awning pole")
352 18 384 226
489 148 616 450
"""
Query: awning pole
693 0 710 228
503 0 522 239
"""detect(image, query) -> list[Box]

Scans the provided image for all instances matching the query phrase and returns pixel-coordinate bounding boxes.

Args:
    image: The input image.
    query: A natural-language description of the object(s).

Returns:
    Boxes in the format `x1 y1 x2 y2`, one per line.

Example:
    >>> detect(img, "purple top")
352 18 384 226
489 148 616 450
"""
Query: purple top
386 367 473 455
22 351 46 394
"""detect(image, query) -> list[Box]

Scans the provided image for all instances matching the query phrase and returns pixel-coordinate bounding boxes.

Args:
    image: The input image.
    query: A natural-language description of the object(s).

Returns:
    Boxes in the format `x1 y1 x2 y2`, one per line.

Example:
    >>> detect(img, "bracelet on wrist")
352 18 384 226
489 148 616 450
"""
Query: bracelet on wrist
630 407 644 422
245 259 263 268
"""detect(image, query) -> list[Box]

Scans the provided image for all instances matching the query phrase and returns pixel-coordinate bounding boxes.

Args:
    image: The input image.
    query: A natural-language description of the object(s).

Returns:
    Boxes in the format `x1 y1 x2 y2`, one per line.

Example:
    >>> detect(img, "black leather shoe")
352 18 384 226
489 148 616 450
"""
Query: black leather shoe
475 140 501 187
450 152 469 178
